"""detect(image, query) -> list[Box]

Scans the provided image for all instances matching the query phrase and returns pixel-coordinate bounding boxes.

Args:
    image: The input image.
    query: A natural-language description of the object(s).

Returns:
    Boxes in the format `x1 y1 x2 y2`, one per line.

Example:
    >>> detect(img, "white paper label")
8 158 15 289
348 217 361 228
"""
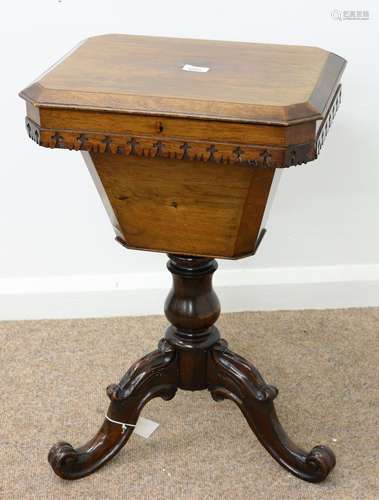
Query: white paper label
182 64 210 73
134 417 160 439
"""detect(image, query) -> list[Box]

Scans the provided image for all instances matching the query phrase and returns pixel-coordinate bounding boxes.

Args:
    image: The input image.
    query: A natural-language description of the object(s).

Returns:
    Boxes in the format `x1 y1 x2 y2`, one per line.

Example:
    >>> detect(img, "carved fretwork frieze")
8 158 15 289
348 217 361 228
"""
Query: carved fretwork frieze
24 117 315 168
316 84 342 156
24 86 341 169
26 119 40 144
284 143 315 167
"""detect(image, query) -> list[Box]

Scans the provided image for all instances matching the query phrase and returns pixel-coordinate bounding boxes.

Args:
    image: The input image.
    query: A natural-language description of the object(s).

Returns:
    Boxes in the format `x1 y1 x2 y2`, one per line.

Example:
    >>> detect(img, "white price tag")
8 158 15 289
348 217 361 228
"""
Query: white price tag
182 64 210 73
134 417 160 439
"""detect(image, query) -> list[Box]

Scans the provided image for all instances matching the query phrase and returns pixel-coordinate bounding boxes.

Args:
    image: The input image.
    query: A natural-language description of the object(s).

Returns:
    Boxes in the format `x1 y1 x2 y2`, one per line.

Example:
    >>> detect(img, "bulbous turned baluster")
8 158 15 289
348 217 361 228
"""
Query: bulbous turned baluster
164 254 221 389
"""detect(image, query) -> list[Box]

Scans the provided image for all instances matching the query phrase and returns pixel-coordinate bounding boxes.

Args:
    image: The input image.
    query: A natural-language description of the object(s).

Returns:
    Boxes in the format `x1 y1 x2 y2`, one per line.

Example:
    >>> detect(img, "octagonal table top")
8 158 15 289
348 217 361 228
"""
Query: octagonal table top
20 34 346 126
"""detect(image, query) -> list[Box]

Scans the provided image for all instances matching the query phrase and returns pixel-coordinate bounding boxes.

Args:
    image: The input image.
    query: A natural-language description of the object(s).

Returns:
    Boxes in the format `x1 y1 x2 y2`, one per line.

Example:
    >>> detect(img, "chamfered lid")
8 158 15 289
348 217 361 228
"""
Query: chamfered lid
20 34 346 125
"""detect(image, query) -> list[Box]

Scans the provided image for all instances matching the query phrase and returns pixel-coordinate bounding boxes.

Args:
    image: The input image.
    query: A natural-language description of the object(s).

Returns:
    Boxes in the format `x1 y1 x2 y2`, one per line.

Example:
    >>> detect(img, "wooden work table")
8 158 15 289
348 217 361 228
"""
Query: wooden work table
20 34 346 482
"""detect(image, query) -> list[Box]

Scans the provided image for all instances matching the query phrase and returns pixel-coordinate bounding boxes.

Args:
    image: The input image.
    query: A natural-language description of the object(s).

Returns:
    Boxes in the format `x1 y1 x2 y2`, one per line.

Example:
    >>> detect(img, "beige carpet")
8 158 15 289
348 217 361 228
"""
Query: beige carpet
0 309 378 499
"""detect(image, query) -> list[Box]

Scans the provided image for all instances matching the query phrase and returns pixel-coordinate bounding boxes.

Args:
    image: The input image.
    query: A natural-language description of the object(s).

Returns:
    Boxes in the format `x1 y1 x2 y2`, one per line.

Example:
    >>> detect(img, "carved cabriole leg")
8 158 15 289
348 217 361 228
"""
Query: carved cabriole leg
207 340 336 482
48 339 178 479
48 253 335 482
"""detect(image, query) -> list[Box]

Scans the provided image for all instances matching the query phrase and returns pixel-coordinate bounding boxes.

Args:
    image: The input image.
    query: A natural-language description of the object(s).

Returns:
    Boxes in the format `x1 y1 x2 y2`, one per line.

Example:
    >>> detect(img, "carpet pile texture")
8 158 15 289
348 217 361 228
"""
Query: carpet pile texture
0 308 378 499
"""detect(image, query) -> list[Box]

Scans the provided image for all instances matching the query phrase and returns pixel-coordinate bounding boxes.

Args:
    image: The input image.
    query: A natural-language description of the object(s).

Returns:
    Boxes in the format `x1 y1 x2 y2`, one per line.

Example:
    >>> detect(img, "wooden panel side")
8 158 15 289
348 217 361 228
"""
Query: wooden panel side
82 152 123 237
234 168 276 256
26 102 40 124
40 107 288 147
24 112 318 169
90 153 253 257
309 52 346 117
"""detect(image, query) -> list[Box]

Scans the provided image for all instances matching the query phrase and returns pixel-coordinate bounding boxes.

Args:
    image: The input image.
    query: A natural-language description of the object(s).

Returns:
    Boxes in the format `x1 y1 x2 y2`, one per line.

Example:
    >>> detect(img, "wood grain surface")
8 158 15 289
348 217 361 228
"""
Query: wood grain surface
19 35 346 258
85 152 274 258
20 34 346 125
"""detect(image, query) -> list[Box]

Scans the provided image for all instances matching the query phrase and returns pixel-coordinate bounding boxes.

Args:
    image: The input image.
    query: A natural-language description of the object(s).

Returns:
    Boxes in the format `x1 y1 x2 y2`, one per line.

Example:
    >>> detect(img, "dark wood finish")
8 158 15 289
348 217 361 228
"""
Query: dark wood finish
20 34 345 484
49 338 178 479
208 341 335 482
316 84 342 155
48 255 335 481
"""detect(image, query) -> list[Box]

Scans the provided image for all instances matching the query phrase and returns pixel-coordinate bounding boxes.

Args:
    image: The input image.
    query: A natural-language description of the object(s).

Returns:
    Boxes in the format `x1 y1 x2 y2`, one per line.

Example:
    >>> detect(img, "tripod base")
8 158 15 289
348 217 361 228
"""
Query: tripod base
48 255 335 482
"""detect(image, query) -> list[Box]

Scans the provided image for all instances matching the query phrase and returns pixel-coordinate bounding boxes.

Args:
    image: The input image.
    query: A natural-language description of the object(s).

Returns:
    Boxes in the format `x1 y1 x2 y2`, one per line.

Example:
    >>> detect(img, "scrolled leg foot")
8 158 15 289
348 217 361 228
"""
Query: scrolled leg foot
207 340 335 482
48 339 178 479
48 441 77 474
305 445 336 480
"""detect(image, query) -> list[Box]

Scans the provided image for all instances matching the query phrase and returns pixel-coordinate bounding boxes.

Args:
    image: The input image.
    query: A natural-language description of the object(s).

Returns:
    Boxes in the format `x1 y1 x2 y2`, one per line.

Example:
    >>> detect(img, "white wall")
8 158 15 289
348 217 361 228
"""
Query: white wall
1 1 378 319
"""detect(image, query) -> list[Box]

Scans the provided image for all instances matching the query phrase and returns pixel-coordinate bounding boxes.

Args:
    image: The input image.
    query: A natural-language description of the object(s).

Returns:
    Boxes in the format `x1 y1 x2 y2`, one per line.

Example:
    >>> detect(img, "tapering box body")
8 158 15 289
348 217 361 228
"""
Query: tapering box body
20 34 345 258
